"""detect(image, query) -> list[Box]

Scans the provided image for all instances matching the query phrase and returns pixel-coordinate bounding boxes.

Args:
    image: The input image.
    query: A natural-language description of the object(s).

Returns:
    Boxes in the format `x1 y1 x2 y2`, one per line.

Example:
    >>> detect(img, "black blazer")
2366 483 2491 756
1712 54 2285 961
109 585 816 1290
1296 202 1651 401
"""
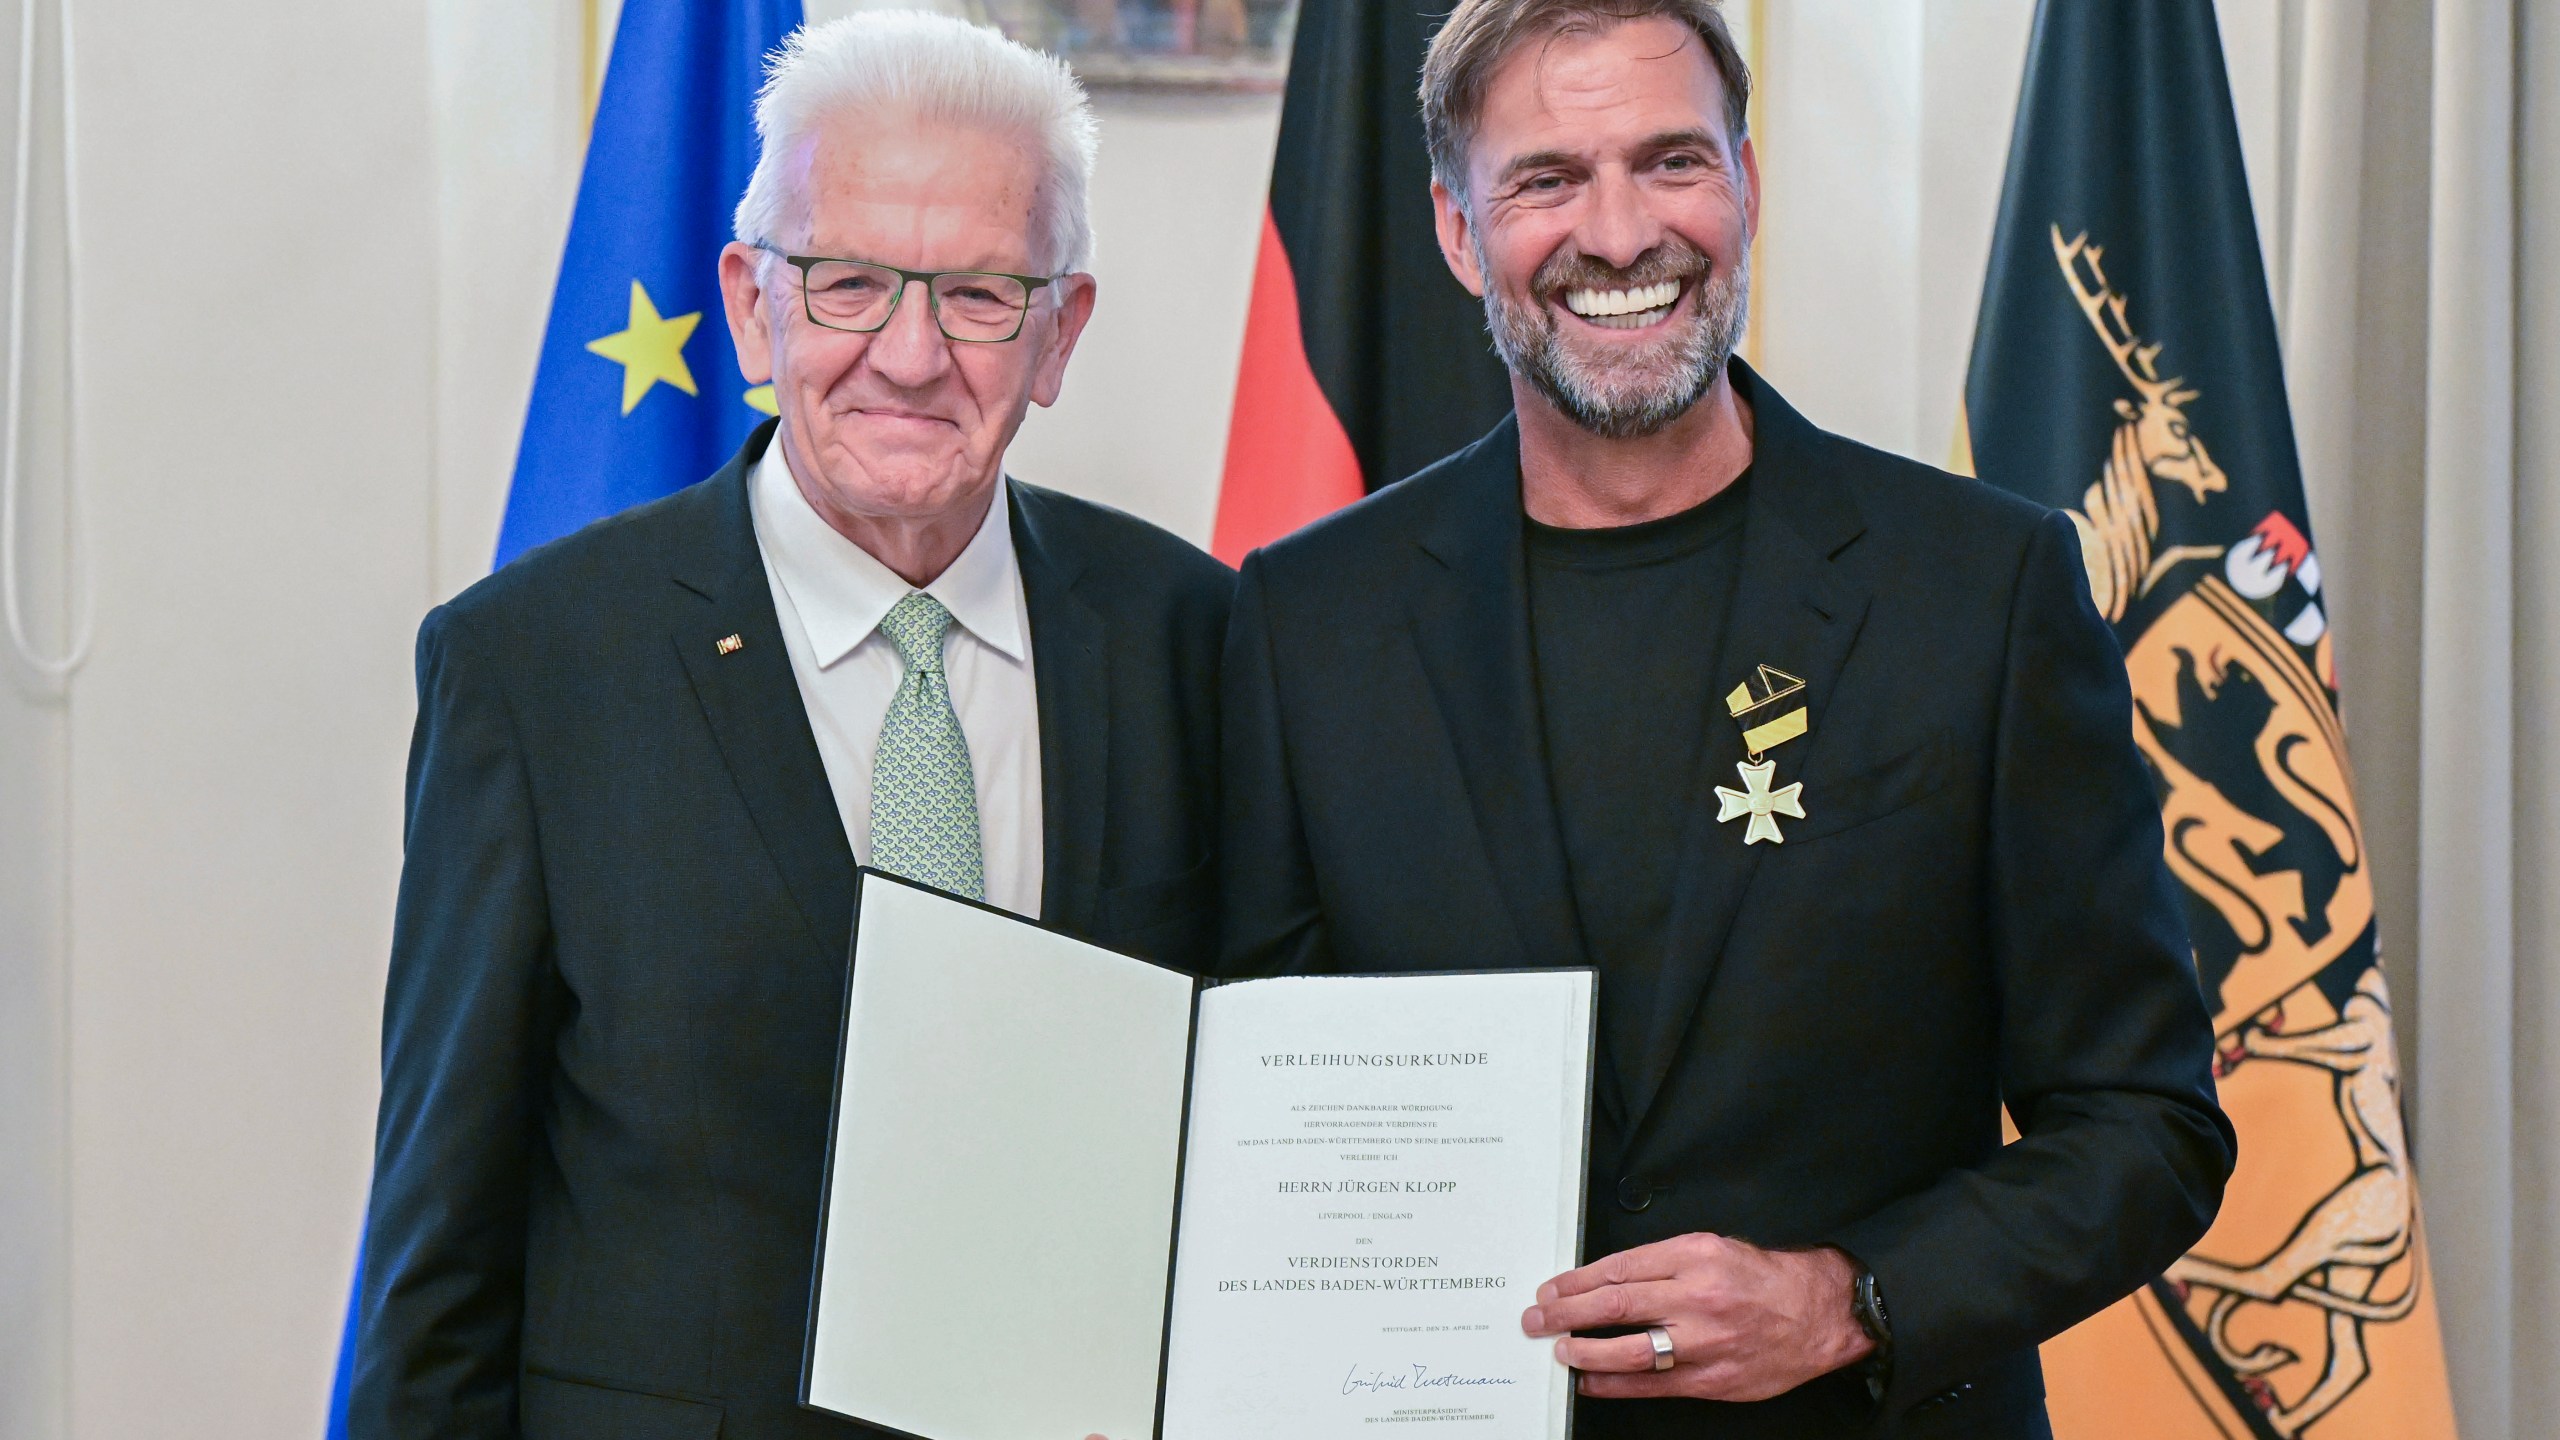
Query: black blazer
1220 365 2234 1440
352 423 1232 1439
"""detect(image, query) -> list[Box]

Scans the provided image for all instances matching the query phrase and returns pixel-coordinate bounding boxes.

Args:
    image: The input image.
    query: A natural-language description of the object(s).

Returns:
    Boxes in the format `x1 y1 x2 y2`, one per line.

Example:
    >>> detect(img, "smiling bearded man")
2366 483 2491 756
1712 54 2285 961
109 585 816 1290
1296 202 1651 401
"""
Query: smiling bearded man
1483 222 1745 440
352 13 1230 1439
1217 2 2234 1438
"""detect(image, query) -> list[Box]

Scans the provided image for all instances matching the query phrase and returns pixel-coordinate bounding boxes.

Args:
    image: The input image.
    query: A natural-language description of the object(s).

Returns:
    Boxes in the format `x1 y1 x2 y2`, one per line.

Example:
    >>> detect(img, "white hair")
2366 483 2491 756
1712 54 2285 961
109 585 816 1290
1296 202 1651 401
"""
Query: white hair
732 10 1098 274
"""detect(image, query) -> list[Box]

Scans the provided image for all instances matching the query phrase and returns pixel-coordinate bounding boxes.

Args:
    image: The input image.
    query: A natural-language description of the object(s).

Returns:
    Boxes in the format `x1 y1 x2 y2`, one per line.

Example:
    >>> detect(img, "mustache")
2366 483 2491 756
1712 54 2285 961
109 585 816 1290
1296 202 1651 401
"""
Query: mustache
1531 238 1713 300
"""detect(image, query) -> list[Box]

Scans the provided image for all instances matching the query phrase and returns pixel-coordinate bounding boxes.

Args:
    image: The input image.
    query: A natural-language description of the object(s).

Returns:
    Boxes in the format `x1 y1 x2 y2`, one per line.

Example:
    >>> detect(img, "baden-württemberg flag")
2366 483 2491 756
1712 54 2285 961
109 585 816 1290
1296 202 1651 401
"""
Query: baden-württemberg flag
495 0 802 566
1961 3 2458 1437
325 3 799 1433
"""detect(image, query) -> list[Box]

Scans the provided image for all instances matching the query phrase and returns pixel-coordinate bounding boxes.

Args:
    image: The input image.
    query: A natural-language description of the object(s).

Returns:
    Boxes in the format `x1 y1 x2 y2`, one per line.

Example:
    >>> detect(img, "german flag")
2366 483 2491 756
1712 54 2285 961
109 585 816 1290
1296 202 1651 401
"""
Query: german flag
1209 0 1513 563
1960 4 2460 1436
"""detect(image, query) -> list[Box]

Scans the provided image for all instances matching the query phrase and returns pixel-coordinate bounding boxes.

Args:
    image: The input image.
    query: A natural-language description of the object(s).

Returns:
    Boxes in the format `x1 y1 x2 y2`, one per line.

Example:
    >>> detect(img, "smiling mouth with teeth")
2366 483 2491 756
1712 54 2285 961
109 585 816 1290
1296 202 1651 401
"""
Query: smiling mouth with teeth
1560 279 1685 329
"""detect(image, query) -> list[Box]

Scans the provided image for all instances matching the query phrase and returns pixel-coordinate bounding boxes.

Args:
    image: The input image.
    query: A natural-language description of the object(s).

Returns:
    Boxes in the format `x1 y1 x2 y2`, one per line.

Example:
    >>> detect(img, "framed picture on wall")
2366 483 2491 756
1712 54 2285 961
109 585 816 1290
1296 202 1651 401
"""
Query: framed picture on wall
978 0 1300 91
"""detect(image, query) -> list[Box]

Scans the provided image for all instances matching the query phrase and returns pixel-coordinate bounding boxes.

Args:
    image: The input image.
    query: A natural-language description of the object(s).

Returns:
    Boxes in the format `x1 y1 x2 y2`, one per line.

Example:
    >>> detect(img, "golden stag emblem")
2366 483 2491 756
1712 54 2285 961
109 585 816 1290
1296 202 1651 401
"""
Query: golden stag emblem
2052 226 2229 619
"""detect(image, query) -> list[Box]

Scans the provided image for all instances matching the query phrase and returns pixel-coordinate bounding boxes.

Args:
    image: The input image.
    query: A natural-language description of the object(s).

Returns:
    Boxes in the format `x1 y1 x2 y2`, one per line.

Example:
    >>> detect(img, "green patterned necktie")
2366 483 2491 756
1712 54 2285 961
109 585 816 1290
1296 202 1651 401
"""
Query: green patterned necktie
869 592 986 900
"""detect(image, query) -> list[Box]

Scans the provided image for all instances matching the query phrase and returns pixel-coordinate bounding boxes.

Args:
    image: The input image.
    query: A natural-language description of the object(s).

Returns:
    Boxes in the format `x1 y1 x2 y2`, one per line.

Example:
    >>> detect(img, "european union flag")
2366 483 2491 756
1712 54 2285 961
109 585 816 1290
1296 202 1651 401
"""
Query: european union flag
326 3 799 1434
494 0 803 566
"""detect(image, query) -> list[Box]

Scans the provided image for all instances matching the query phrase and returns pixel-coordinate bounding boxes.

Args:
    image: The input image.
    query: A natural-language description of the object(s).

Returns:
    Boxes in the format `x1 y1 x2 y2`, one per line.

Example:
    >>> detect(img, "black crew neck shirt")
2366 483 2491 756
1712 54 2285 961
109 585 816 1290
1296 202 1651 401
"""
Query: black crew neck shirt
1524 472 1751 1093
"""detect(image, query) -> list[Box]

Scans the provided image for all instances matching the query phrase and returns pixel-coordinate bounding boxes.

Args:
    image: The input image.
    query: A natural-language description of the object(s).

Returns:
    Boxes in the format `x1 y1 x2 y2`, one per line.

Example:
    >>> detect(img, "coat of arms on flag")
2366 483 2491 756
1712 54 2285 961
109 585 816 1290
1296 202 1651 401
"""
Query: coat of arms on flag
1962 3 2459 1437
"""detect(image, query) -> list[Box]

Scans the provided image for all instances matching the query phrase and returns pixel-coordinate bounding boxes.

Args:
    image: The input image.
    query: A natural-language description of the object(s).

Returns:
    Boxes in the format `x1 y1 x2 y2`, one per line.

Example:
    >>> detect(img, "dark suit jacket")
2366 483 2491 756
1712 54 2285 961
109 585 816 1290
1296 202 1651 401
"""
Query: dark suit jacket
1220 364 2235 1439
353 422 1232 1439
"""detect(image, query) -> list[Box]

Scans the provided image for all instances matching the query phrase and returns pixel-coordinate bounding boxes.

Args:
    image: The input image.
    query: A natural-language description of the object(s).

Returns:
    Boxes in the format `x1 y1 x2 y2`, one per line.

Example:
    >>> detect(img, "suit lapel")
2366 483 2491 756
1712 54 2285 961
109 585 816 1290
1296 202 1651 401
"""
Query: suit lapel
1405 420 1611 1108
1010 481 1109 938
1623 367 1873 1133
671 421 858 968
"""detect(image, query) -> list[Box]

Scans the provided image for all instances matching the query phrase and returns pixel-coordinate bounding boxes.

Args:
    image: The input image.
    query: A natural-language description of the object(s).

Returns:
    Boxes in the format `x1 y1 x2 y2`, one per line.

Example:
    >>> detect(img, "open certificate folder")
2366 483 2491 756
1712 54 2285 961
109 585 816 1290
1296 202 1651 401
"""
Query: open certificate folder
805 871 1595 1440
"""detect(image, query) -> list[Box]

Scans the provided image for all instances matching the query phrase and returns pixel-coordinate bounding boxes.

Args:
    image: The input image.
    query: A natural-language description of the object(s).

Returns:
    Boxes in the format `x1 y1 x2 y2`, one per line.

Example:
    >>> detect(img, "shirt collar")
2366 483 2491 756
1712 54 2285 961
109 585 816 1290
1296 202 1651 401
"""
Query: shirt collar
750 439 1028 669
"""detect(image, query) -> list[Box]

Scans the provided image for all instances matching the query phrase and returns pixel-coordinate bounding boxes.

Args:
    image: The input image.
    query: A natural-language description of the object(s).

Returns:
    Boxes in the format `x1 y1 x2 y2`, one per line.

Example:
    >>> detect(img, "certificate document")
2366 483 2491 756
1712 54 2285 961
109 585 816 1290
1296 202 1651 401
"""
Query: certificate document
1159 973 1594 1438
806 872 1594 1440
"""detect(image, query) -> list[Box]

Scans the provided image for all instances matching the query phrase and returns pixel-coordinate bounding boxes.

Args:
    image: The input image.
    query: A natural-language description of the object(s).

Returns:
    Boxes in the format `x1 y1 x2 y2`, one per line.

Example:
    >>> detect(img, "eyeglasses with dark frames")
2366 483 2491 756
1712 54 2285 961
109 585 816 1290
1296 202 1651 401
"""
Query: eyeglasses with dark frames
756 244 1058 343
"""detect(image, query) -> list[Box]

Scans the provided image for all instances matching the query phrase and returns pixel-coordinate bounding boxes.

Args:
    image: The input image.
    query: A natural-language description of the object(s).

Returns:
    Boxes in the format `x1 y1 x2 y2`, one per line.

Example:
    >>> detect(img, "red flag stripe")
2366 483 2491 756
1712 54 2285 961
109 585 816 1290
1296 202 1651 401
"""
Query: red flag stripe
1211 208 1365 564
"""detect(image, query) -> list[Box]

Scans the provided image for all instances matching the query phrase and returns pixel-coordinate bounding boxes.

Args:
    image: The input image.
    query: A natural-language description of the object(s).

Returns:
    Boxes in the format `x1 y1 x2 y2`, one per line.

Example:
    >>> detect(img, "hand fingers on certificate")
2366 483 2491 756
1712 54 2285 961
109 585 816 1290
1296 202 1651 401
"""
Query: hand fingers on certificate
1550 1326 1686 1374
1519 1233 1867 1404
1520 1277 1688 1345
1539 1235 1695 1299
1517 1231 1727 1339
1518 1235 1733 1387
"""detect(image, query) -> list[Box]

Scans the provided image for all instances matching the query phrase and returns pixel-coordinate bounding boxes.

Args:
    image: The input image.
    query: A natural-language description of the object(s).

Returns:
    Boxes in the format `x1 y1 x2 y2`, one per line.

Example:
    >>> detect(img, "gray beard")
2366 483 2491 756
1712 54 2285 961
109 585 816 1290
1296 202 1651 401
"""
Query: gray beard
1481 246 1751 441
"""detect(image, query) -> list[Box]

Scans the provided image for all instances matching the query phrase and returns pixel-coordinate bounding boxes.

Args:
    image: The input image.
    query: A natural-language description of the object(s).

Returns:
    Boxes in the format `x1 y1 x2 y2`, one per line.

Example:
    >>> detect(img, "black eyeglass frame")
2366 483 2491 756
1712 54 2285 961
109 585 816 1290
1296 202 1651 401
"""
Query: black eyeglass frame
758 244 1060 343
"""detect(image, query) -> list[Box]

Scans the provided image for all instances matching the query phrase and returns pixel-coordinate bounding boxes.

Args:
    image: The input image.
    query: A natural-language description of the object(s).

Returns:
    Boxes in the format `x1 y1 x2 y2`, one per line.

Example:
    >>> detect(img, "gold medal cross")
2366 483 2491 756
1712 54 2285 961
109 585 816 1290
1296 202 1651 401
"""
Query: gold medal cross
1715 758 1805 845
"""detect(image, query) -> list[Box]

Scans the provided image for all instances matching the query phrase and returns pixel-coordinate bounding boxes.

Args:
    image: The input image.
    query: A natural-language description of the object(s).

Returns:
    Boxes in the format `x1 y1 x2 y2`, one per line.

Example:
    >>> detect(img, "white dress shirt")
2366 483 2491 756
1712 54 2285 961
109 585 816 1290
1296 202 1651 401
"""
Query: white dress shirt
749 441 1044 918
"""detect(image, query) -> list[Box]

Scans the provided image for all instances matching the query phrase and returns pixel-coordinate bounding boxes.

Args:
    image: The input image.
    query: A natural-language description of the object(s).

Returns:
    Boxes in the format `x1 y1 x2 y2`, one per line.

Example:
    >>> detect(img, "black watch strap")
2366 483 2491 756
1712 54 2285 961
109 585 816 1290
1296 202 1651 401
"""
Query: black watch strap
1851 1269 1894 1403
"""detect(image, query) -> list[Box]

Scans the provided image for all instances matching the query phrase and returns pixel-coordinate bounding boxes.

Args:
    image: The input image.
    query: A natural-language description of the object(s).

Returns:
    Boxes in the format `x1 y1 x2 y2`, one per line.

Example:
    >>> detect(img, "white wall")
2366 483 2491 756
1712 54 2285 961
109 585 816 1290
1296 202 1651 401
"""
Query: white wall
430 0 590 599
1758 0 1927 455
1000 89 1279 545
2 0 439 1435
63 0 437 1434
1758 0 2284 463
0 5 2297 1438
0 3 76 1433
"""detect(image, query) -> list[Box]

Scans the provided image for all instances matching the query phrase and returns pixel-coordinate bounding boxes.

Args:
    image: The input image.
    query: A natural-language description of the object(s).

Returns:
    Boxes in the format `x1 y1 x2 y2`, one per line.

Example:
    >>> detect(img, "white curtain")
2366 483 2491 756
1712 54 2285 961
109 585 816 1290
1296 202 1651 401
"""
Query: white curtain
2283 0 2558 1435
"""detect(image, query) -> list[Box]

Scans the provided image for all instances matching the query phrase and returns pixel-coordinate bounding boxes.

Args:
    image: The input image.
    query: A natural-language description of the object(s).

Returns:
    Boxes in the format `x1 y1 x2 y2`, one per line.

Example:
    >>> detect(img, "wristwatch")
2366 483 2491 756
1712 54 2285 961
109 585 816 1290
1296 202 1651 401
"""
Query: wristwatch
1850 1268 1894 1404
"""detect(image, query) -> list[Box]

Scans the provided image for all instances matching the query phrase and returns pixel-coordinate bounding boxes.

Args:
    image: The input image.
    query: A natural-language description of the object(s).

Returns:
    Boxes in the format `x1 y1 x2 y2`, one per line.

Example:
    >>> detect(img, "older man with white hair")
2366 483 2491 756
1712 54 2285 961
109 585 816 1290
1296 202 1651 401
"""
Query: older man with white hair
351 14 1229 1438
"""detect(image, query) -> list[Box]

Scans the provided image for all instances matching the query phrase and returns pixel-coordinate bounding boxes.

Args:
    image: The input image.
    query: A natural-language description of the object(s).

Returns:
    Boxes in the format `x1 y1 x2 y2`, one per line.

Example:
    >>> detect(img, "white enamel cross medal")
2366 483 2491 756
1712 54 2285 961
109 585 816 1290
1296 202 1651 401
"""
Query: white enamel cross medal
1716 664 1810 845
1716 758 1804 845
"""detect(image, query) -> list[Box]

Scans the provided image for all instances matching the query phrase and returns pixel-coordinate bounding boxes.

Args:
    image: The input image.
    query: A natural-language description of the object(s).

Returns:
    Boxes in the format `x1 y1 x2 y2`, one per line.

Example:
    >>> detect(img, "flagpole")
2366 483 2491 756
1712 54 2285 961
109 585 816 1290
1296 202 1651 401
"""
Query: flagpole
582 0 602 136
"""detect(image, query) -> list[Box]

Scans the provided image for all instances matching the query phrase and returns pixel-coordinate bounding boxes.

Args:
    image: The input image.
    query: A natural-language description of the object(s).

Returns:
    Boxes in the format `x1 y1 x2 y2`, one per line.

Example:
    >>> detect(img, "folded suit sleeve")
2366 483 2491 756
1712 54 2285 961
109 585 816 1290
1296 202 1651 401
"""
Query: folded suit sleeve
349 601 564 1439
1826 509 2238 1408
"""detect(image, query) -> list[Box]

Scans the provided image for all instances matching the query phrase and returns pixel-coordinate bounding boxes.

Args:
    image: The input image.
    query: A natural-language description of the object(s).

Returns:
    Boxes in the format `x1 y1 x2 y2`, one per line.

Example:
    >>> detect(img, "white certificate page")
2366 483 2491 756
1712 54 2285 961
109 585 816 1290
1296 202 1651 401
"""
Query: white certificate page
1160 971 1594 1440
806 875 1197 1440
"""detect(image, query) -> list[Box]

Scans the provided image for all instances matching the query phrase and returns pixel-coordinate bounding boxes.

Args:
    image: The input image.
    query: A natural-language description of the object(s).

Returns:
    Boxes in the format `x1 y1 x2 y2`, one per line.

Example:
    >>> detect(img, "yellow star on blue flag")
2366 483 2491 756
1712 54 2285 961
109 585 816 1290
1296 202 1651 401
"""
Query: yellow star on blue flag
585 281 702 415
489 0 801 568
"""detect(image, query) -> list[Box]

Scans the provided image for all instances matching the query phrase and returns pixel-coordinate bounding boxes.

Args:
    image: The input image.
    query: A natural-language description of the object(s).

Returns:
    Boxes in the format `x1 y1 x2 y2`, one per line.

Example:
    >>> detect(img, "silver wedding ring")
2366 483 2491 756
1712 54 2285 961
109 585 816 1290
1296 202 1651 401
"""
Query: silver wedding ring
1646 1325 1676 1372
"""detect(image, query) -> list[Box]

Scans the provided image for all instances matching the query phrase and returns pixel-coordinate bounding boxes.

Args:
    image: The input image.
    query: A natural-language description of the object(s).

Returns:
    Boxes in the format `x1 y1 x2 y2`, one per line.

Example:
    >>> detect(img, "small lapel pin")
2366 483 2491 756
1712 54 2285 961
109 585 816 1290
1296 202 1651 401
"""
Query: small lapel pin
715 633 744 656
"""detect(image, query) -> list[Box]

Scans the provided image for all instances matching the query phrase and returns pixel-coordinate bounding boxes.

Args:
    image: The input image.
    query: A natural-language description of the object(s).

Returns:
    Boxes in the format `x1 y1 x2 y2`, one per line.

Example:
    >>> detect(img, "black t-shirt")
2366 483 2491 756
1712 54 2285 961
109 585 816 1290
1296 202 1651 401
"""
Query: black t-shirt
1524 473 1751 1092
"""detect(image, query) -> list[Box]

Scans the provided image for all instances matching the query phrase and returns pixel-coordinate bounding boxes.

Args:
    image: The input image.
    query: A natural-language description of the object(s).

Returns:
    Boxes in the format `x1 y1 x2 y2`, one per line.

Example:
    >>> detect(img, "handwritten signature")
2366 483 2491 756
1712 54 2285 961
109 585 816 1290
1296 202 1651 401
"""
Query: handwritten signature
1341 1363 1518 1396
